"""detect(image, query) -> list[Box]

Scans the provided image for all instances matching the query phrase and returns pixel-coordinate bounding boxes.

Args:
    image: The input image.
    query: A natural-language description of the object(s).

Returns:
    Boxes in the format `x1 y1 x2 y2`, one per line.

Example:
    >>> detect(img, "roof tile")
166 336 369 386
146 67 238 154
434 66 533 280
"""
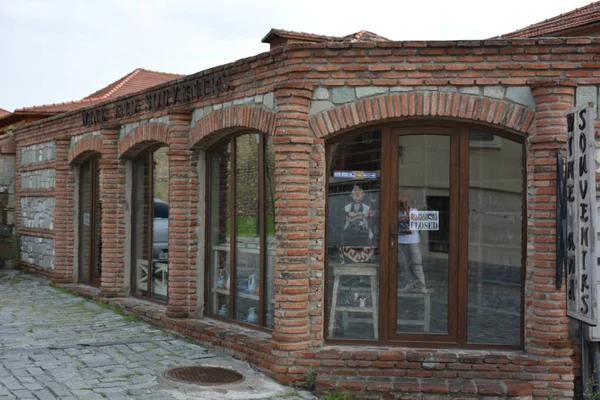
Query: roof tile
499 1 600 38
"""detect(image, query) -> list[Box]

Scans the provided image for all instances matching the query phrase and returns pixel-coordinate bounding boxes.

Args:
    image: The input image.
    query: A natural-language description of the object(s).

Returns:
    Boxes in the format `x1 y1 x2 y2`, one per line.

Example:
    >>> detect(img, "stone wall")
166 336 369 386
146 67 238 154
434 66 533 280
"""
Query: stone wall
20 141 55 165
20 197 54 230
20 235 54 269
20 169 55 190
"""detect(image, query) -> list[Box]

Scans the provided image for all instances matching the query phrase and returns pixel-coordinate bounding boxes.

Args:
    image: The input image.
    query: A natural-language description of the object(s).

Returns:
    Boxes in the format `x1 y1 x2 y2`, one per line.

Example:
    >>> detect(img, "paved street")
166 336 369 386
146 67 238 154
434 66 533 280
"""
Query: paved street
0 270 316 400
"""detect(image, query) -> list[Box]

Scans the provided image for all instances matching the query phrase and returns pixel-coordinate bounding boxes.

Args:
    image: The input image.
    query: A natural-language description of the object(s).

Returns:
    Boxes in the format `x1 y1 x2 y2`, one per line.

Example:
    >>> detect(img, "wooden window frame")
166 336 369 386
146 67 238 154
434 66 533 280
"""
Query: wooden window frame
204 133 272 332
324 123 526 350
131 145 169 304
78 156 101 287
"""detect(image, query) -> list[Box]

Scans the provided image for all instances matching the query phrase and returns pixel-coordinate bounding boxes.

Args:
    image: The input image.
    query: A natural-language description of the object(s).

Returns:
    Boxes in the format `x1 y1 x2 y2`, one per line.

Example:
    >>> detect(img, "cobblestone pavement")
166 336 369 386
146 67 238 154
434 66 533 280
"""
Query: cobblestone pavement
0 270 316 400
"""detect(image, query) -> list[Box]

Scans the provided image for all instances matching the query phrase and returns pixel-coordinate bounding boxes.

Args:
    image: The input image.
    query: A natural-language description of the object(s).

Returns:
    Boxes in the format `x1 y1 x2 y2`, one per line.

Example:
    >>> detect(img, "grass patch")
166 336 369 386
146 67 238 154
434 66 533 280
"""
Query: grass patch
50 285 78 296
303 366 315 391
27 328 33 333
320 393 362 400
97 301 141 322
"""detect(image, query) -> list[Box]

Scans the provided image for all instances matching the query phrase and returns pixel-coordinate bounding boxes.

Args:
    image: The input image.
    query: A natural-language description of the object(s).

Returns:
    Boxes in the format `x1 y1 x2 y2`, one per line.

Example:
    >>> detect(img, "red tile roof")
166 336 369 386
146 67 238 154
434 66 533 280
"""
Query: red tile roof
499 1 600 38
0 108 10 118
262 28 389 44
12 68 183 115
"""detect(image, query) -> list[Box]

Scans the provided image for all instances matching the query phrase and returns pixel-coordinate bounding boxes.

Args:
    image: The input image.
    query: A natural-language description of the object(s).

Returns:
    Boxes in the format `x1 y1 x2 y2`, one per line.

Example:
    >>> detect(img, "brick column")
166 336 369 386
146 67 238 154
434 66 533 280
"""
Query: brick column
271 83 314 378
99 127 127 297
527 80 576 356
166 109 197 318
53 137 74 283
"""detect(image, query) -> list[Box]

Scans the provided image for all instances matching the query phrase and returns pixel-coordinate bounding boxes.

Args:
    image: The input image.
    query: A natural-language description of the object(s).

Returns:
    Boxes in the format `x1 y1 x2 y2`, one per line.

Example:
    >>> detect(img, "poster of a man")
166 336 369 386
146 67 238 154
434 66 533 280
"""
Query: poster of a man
343 184 374 246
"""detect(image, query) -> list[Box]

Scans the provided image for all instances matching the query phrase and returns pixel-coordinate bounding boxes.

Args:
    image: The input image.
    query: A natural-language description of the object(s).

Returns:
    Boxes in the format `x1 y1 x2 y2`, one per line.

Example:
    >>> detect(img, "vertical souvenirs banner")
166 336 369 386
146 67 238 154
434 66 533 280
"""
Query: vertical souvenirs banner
566 105 597 326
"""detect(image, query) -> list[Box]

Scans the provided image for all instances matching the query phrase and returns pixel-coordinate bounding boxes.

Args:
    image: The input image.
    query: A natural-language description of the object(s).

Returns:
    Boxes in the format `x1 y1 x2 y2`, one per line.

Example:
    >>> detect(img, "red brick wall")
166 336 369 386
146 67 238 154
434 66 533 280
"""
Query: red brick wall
13 37 600 399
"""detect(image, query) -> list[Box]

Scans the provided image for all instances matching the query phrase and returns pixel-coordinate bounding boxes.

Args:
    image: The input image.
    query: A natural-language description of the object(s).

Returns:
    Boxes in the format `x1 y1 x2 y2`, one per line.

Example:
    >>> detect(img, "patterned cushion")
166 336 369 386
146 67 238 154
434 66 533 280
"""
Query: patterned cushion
338 246 375 264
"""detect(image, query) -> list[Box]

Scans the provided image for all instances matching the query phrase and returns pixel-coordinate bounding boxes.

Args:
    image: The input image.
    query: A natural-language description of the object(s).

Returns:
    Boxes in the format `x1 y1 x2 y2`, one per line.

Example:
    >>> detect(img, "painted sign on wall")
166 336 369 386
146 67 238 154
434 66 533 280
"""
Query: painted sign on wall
566 104 597 326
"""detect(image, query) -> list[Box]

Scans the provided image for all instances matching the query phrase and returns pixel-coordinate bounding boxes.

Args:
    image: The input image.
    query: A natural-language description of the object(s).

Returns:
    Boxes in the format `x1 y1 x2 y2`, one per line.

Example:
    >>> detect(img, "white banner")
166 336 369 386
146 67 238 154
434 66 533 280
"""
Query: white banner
566 105 597 326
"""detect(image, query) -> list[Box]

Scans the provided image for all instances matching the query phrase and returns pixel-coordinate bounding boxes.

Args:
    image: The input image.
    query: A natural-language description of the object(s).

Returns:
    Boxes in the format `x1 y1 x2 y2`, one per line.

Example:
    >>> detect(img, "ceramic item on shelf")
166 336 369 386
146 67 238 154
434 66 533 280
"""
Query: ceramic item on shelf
226 275 230 290
218 304 228 317
359 296 367 308
216 269 226 288
247 274 257 294
247 307 258 324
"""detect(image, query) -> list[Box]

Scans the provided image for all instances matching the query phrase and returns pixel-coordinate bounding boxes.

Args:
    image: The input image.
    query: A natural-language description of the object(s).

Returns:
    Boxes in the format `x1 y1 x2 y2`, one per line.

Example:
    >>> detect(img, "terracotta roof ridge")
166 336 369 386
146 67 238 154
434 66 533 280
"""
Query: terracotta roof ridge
14 97 102 112
498 1 600 38
97 68 143 99
100 68 184 100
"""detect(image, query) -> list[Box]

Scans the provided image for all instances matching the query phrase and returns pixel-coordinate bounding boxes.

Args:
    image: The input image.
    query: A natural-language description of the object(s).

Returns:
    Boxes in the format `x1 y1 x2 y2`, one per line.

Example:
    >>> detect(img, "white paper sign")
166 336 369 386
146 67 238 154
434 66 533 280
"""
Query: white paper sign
409 211 439 231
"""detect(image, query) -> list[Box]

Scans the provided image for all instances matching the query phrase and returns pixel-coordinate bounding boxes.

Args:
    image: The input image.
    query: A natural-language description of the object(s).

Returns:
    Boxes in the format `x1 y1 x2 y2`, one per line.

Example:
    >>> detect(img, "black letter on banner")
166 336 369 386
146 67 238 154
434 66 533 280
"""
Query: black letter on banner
580 154 588 177
568 232 575 251
569 279 576 300
581 227 589 246
567 185 575 202
582 274 590 291
580 131 587 152
567 113 575 133
568 255 575 274
568 135 574 157
579 109 587 130
581 203 589 222
568 161 575 180
581 294 590 314
583 250 588 270
580 180 589 199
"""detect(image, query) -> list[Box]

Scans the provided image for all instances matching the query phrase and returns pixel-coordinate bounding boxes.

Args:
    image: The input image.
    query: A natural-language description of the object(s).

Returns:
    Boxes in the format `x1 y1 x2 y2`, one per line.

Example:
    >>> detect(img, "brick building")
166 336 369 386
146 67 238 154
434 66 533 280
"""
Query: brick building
12 3 600 399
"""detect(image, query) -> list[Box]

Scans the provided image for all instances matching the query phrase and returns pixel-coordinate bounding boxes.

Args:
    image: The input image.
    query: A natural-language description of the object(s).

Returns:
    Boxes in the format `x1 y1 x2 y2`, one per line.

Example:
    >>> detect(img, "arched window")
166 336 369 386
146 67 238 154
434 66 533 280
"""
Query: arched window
207 133 275 329
79 156 101 285
132 146 169 302
326 125 524 348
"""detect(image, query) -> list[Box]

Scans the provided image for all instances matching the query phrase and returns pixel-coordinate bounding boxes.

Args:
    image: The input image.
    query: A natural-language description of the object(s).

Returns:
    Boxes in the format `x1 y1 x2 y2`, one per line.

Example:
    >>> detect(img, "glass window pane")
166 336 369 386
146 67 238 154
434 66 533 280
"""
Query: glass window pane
79 161 91 284
327 130 381 340
92 159 101 283
151 147 169 301
265 136 276 329
234 134 261 325
209 142 232 317
132 155 150 297
467 132 523 345
397 135 450 335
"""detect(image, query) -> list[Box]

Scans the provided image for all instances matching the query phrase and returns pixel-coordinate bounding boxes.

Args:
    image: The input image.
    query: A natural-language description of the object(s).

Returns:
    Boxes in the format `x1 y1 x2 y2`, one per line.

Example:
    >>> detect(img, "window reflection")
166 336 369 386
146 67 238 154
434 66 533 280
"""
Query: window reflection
208 134 274 328
327 131 381 340
467 132 523 345
132 146 169 302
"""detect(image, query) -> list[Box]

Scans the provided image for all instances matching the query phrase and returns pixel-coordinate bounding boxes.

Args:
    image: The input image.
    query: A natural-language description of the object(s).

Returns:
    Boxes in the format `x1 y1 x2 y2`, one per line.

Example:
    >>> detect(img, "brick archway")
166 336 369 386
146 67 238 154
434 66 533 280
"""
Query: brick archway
309 91 535 139
69 136 103 164
118 123 169 158
190 106 277 148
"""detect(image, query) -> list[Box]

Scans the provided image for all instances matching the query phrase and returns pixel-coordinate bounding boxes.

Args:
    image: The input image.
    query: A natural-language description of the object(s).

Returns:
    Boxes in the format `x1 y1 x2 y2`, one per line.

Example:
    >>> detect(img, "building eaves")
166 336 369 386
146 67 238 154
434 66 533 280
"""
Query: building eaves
498 1 600 38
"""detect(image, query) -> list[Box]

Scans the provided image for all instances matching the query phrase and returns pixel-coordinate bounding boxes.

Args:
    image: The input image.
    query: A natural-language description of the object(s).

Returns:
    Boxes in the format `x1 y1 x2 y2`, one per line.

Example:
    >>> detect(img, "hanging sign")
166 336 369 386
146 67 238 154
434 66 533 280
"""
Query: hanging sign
410 210 439 231
566 104 597 326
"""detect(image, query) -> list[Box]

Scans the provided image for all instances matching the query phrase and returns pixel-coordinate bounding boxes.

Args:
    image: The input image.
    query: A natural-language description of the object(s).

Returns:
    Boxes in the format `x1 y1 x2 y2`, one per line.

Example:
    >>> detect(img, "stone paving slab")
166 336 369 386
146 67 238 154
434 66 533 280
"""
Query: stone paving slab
0 270 317 400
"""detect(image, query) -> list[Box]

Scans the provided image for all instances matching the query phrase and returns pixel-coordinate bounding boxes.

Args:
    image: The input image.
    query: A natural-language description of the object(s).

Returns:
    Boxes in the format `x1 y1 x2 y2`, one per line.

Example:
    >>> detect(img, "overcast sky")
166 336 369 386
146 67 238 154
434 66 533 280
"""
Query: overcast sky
0 0 593 112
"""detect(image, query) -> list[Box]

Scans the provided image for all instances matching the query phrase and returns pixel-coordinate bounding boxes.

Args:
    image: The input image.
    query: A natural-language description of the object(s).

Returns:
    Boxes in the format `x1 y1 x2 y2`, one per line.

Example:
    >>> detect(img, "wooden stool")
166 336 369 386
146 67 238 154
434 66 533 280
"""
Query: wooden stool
328 264 378 340
397 287 433 332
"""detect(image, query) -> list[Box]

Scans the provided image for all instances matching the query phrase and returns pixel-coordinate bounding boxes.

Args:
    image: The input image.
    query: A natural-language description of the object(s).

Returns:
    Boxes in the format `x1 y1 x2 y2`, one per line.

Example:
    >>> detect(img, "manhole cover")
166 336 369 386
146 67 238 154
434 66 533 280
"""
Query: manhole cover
163 366 244 386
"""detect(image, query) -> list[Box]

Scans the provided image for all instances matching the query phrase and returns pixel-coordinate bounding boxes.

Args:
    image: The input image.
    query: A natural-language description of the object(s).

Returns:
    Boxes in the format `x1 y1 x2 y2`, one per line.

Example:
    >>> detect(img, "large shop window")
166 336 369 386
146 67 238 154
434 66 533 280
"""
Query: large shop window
207 133 275 329
132 146 169 302
326 126 524 347
79 156 101 286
